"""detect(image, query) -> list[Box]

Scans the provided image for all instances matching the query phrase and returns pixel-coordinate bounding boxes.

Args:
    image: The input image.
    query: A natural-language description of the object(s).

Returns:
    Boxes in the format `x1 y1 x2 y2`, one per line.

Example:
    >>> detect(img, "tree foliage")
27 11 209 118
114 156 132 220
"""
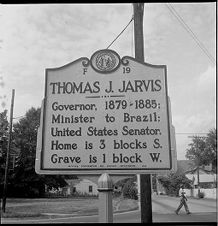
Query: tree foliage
13 107 40 171
205 128 217 173
158 173 192 196
185 129 217 173
0 110 9 183
158 128 217 197
1 108 69 197
120 176 138 200
185 136 207 167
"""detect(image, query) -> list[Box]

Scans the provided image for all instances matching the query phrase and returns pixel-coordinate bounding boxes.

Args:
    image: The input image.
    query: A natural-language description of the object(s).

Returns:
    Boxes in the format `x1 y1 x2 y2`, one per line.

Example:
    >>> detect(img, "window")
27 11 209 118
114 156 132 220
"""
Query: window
89 186 93 193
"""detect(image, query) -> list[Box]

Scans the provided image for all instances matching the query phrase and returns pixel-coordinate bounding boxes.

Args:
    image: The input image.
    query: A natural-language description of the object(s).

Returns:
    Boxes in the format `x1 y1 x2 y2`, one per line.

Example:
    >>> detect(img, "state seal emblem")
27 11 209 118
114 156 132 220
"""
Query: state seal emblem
90 49 120 73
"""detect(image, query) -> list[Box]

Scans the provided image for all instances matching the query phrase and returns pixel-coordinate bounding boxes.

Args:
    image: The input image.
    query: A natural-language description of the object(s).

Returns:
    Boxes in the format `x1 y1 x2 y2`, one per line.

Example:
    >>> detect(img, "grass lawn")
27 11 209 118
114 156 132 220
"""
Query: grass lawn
1 197 138 219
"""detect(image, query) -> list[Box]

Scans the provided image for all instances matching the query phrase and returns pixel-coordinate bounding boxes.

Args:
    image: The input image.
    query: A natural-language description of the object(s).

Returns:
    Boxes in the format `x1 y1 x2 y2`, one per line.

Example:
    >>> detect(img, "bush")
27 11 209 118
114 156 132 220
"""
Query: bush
158 173 192 197
122 180 138 200
198 192 205 198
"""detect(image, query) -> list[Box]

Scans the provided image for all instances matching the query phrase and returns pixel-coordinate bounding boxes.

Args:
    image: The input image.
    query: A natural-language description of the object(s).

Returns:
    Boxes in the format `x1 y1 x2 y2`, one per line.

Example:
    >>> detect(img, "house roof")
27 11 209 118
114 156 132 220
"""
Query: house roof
65 179 81 186
177 160 213 175
176 160 195 174
186 172 216 184
65 178 98 186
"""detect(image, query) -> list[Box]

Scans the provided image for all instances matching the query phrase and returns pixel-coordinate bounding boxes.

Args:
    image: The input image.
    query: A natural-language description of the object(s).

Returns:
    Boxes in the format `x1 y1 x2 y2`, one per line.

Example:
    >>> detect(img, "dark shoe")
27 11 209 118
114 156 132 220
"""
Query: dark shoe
187 212 191 214
175 211 178 215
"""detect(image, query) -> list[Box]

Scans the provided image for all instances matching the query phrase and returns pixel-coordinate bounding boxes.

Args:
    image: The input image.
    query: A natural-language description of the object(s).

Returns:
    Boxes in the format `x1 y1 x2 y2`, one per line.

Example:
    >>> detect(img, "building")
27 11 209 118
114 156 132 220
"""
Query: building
177 160 216 199
155 160 217 199
64 178 98 196
177 160 216 189
185 167 217 189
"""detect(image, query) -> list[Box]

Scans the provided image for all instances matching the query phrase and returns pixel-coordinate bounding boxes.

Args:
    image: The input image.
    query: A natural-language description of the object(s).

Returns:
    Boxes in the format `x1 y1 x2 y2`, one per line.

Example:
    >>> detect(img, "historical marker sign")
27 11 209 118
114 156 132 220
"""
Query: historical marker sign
35 49 174 174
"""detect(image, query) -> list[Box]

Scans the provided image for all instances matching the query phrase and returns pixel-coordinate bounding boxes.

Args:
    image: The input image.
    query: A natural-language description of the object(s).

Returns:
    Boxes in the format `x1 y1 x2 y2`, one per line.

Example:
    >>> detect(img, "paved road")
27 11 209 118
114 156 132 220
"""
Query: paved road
1 195 217 224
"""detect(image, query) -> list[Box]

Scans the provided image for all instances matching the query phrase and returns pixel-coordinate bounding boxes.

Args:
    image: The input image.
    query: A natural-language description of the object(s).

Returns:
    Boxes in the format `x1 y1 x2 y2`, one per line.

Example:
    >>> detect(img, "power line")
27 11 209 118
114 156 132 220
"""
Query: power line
106 15 134 49
131 12 134 57
176 133 208 135
165 3 215 65
13 115 25 119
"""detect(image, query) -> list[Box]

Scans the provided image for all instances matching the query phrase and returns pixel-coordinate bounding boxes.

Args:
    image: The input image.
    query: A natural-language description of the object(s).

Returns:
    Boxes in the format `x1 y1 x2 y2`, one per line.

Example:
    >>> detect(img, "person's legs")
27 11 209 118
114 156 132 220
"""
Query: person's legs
175 201 183 214
183 201 191 214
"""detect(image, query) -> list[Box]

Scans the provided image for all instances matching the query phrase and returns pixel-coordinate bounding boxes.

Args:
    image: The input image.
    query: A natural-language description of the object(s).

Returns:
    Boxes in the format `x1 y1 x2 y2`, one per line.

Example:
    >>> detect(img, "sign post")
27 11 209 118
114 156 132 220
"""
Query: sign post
98 173 113 223
133 3 152 223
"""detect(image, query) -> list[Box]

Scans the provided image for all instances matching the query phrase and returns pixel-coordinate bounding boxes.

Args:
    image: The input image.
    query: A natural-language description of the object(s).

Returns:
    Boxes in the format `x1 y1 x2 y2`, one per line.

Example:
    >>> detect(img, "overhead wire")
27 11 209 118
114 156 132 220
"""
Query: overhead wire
131 11 134 57
106 15 134 49
165 3 215 65
106 4 215 64
13 115 25 120
176 133 208 135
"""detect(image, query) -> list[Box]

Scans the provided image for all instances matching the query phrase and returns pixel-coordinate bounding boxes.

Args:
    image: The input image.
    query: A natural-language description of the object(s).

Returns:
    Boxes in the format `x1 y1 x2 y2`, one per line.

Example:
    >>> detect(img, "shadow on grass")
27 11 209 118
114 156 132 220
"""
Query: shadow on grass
2 212 43 219
1 197 138 219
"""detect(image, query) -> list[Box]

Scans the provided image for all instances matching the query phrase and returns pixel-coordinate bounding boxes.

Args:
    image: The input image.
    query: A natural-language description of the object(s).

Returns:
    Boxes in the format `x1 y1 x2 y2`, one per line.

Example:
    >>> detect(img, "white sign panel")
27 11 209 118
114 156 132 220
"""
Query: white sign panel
35 49 174 174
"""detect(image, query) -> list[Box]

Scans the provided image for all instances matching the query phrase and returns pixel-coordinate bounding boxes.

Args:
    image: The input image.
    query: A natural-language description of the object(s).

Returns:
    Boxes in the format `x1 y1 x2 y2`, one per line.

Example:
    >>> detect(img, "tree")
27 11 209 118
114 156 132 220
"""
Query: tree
185 130 217 197
114 176 138 200
158 173 192 196
185 136 207 198
185 136 207 167
186 129 217 170
122 176 138 200
0 110 9 192
0 110 9 161
205 128 217 173
11 107 67 197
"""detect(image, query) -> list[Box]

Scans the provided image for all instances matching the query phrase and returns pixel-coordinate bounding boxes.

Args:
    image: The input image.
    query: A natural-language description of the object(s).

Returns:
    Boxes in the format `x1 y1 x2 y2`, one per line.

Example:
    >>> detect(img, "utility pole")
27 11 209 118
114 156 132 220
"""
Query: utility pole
133 3 152 223
2 89 15 213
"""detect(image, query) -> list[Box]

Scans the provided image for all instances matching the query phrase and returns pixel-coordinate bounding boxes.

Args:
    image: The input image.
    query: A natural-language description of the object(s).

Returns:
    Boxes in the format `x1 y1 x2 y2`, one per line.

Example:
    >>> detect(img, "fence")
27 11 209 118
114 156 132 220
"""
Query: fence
184 188 216 199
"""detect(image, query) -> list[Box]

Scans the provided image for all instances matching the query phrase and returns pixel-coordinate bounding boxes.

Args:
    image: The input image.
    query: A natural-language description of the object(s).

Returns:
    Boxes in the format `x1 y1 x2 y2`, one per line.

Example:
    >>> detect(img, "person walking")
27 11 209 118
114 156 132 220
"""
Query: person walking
175 187 191 215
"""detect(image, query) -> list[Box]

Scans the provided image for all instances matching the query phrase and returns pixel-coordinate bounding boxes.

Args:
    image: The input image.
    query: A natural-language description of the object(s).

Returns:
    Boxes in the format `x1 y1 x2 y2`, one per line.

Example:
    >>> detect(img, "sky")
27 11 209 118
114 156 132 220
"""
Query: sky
0 3 216 160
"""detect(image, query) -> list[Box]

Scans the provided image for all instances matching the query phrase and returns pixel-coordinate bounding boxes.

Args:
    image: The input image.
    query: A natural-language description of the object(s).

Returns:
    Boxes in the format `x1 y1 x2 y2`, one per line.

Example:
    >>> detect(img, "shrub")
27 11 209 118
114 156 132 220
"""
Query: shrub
158 173 192 197
198 192 205 198
122 180 138 200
